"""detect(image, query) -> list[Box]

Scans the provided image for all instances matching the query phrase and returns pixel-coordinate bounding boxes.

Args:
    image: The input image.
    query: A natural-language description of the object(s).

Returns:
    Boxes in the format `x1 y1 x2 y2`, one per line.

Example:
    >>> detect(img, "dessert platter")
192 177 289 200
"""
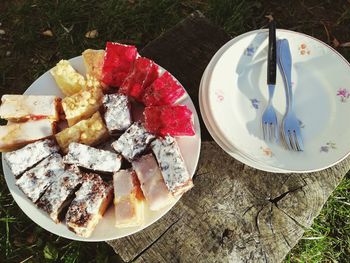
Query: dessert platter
1 43 201 241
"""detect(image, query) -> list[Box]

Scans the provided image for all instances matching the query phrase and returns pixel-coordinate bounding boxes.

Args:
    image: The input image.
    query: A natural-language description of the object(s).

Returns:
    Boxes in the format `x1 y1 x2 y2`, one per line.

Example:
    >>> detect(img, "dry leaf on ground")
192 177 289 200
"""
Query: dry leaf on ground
42 30 53 37
85 29 98 39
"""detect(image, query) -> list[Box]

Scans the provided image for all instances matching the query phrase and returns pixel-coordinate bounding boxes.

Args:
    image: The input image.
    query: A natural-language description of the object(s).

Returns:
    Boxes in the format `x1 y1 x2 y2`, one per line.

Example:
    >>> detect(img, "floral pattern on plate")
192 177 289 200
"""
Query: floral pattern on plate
298 43 311 55
250 98 260 109
244 45 256 57
215 90 225 102
260 146 273 157
320 142 336 153
337 88 350 102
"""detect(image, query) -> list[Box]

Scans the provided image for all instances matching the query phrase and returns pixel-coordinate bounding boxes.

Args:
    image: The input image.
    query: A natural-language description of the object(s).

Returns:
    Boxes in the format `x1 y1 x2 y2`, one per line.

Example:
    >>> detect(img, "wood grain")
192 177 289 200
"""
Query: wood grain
107 11 349 263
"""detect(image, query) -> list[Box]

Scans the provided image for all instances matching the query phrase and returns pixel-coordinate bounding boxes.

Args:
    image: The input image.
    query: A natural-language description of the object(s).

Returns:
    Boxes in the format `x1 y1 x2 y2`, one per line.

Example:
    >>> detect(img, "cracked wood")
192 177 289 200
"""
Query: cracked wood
107 11 350 263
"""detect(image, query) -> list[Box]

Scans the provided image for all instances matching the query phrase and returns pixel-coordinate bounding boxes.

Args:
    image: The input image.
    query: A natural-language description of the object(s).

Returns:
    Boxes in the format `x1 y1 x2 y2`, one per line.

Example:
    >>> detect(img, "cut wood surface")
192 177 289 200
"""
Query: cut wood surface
107 11 350 262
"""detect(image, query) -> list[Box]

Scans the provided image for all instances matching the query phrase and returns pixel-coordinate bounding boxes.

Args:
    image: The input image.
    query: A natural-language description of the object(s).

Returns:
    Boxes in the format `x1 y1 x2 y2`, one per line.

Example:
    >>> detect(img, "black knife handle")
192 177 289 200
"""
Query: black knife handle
267 20 276 85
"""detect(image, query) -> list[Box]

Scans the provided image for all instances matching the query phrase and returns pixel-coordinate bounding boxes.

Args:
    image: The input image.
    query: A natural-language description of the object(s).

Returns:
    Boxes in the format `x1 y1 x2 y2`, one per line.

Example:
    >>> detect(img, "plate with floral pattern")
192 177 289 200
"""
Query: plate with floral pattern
200 29 350 172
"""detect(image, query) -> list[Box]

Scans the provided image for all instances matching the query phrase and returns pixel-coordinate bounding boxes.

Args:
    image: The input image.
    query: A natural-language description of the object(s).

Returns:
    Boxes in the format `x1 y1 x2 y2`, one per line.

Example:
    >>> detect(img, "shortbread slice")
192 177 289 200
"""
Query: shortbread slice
55 112 108 153
62 87 103 126
50 60 85 96
82 49 105 80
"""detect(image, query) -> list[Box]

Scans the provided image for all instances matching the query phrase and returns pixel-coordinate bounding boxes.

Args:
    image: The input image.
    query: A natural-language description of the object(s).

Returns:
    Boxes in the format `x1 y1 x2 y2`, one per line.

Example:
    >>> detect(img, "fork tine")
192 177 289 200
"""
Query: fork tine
274 124 279 142
294 129 304 151
289 130 298 151
284 130 293 150
268 123 273 141
262 123 267 140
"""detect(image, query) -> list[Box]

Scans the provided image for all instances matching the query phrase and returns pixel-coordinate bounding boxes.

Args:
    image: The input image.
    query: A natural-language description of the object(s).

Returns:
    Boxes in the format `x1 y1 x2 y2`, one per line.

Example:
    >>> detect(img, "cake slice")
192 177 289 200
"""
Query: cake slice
4 139 59 178
65 173 113 238
0 95 60 122
103 94 132 133
50 60 86 96
36 165 83 223
111 122 155 161
0 119 56 152
113 169 144 228
16 153 65 202
82 49 105 80
55 112 108 153
63 142 122 173
132 154 175 211
151 136 193 196
62 87 103 126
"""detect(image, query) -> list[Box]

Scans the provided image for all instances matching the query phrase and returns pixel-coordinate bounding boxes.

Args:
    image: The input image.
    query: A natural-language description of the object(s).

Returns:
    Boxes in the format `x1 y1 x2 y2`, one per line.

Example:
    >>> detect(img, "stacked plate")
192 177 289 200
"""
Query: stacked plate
199 29 350 173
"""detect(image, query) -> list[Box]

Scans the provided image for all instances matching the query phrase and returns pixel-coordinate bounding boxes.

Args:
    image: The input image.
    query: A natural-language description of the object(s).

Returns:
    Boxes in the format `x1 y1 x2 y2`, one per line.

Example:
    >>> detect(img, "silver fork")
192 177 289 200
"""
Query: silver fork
262 20 279 142
277 39 304 151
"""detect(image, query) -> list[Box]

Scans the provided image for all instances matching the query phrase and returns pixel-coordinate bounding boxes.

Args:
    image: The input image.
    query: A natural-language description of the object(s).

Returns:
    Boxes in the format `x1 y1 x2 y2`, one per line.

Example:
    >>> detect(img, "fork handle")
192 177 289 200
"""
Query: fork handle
267 20 276 85
277 39 293 111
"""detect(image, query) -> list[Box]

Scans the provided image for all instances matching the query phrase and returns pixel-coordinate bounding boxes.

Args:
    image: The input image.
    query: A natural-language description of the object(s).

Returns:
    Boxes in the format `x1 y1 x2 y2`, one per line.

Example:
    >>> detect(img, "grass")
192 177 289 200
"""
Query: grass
0 0 349 262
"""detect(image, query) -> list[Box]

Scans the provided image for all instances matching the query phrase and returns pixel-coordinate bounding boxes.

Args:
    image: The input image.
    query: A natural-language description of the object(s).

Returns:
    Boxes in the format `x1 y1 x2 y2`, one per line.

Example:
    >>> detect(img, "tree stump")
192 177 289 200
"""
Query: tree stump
107 11 350 263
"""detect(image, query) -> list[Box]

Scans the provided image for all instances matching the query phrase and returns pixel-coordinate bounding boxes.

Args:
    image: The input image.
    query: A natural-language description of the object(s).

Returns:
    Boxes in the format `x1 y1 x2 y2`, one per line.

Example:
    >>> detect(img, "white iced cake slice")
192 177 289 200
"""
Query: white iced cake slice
111 122 155 161
36 165 83 223
4 139 59 178
16 153 65 202
113 169 144 228
0 119 56 152
103 94 132 133
0 95 60 121
63 142 122 173
151 136 193 196
132 154 175 211
65 173 113 238
62 87 103 126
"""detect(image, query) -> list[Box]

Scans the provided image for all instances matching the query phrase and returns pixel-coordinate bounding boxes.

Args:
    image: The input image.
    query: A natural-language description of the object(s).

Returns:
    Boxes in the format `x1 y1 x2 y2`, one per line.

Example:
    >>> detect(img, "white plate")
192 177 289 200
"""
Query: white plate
201 29 350 172
199 63 286 173
1 56 201 241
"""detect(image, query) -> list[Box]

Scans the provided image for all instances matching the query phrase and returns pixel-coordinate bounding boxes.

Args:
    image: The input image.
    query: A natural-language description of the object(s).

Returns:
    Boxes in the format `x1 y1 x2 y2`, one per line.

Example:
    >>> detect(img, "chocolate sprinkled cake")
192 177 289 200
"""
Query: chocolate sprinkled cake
151 136 193 196
36 165 83 223
4 139 59 178
63 142 122 173
103 94 132 133
111 122 155 161
65 173 113 237
16 153 65 202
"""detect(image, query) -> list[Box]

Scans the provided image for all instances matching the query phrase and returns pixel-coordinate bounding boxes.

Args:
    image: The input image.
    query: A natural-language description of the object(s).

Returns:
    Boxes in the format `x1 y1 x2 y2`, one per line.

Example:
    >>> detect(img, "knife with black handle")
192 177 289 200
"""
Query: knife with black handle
267 20 277 86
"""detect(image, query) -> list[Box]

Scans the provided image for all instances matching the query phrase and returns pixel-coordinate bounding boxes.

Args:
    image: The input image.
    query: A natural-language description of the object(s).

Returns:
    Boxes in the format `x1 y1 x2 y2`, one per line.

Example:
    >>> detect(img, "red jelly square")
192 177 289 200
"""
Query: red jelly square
119 57 159 102
143 71 185 106
144 105 195 136
102 42 138 87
